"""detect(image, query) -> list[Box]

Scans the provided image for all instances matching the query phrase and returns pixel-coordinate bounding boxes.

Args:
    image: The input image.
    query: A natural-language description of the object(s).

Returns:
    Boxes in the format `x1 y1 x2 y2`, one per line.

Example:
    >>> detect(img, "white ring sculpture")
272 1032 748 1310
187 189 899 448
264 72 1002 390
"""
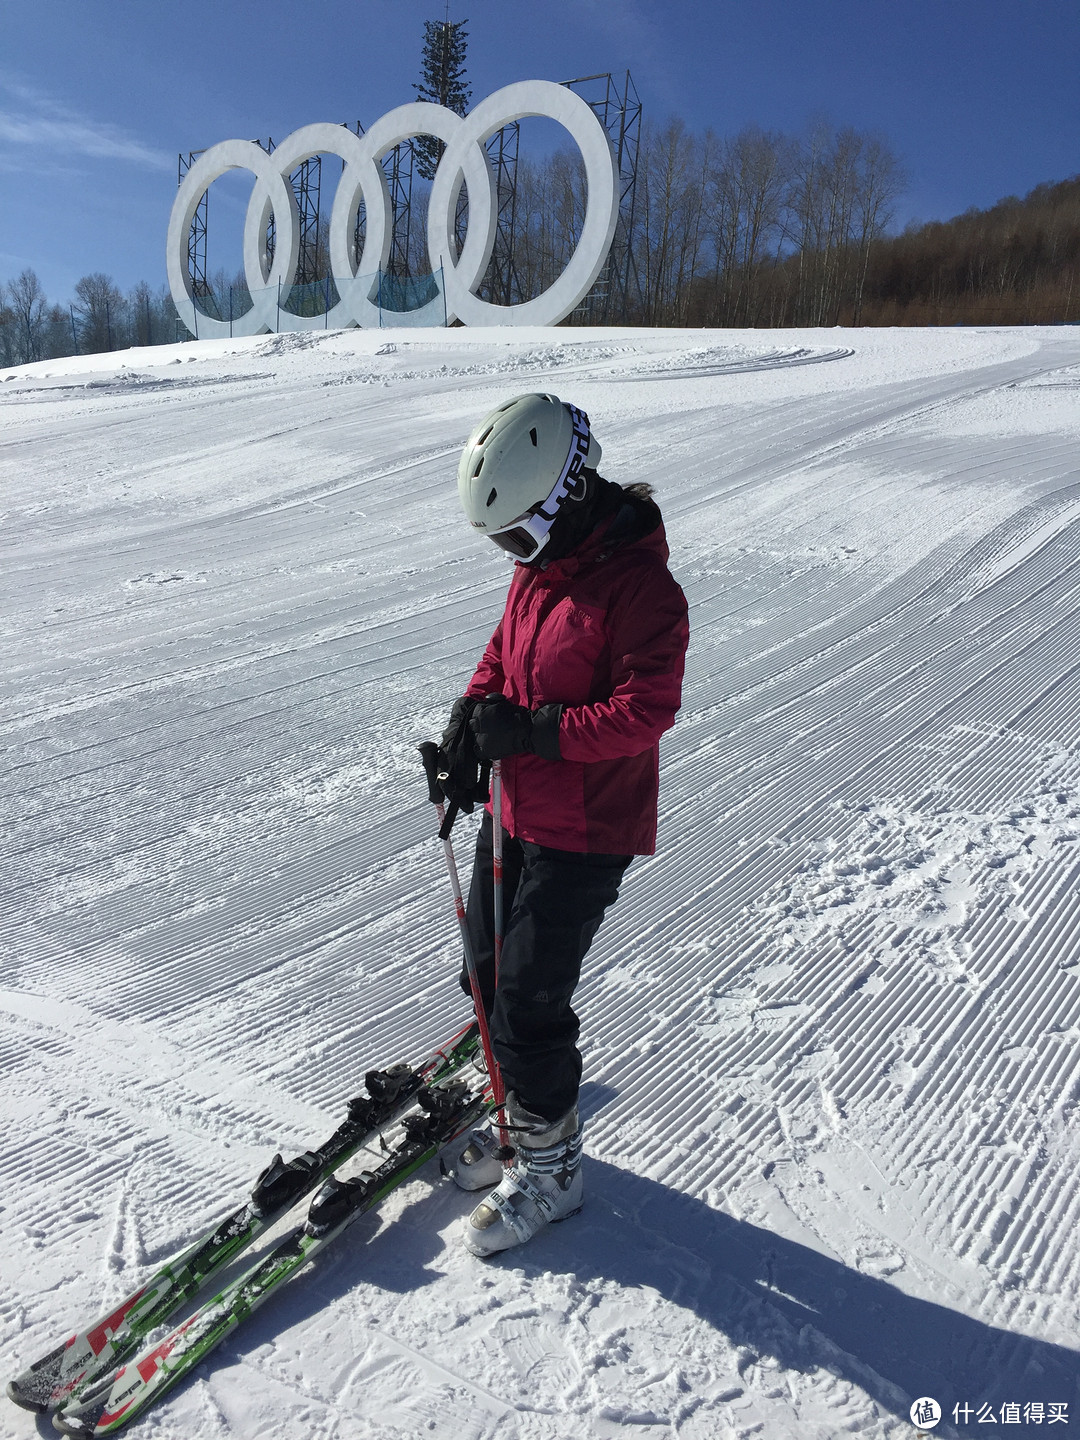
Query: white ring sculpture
167 80 620 335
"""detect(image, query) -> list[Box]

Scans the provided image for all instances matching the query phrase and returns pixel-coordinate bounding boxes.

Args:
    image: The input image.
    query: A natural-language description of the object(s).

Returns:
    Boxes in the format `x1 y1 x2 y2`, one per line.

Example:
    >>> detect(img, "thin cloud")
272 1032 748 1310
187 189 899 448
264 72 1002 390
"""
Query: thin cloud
0 73 173 171
572 0 685 116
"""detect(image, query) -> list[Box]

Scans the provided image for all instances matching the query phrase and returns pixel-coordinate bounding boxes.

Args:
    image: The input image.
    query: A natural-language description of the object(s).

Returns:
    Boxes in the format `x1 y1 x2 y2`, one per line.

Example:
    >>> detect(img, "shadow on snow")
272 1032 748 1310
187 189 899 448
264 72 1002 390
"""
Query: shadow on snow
213 1148 1079 1437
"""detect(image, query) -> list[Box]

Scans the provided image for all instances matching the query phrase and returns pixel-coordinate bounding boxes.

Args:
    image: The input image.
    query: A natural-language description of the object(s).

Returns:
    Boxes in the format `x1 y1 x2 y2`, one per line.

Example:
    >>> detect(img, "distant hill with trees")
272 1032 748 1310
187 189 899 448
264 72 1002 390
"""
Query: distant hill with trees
852 175 1080 326
581 124 1078 328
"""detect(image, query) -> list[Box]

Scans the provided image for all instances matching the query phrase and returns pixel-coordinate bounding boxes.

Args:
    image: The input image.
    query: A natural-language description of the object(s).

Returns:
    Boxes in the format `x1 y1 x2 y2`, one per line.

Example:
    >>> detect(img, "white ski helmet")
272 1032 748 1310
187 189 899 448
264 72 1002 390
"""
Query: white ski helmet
457 393 602 560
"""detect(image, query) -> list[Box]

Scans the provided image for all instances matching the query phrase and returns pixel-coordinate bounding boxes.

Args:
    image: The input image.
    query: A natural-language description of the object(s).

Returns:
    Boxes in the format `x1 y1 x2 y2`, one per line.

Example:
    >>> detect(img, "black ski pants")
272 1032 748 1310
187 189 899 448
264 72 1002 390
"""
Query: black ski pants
462 811 632 1123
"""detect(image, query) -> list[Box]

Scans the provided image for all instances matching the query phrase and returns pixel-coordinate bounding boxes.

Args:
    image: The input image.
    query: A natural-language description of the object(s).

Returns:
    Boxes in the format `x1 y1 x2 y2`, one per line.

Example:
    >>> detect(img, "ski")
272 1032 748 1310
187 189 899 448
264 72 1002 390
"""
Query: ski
52 1075 490 1437
7 1020 481 1416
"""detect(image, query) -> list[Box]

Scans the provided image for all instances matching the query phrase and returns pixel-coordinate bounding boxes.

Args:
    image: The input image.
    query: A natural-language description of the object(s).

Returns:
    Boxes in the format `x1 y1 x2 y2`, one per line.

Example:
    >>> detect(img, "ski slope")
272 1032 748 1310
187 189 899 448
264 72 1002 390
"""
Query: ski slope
2 323 1080 1439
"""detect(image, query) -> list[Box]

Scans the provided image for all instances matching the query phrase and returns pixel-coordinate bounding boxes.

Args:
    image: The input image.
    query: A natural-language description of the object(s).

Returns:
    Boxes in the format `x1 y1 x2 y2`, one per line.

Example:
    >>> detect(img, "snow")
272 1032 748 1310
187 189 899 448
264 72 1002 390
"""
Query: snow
2 323 1080 1439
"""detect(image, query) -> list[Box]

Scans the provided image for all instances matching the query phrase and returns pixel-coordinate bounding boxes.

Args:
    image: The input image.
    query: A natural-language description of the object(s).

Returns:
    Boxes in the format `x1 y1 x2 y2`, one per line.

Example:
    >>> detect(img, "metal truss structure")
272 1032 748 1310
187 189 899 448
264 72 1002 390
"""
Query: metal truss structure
563 71 644 325
478 123 522 307
177 152 210 300
382 139 415 281
293 156 323 285
182 137 323 314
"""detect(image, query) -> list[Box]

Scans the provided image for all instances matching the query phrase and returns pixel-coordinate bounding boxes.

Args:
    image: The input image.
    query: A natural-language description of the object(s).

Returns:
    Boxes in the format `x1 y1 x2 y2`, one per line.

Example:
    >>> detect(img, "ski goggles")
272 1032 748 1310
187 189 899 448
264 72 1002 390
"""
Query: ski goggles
487 406 593 562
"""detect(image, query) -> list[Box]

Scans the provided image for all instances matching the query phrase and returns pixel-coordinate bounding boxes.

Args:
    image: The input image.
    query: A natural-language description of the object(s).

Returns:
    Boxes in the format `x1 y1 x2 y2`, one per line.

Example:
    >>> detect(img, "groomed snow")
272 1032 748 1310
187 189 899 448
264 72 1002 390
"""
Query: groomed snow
2 323 1080 1439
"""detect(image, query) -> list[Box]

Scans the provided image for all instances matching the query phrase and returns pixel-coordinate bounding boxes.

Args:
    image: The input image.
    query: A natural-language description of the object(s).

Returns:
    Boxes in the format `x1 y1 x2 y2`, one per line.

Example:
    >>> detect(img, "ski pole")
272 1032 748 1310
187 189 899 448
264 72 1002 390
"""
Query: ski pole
492 759 504 987
418 743 506 1133
490 760 509 1152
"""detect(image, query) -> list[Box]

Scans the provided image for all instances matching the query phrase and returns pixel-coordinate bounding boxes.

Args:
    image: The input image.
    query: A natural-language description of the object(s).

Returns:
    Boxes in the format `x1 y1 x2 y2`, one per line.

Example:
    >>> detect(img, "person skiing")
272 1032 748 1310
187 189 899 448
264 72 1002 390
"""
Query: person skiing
433 393 689 1257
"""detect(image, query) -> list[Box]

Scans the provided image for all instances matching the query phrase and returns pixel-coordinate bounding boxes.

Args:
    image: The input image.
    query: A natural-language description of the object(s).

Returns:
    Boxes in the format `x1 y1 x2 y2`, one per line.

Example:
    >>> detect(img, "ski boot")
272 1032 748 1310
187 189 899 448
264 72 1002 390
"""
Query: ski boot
462 1093 583 1257
442 1119 507 1191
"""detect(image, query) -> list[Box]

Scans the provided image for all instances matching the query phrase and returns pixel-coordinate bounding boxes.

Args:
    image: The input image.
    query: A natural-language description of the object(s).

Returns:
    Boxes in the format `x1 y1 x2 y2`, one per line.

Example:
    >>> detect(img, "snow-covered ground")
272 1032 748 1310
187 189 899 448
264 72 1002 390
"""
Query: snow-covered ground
3 323 1080 1439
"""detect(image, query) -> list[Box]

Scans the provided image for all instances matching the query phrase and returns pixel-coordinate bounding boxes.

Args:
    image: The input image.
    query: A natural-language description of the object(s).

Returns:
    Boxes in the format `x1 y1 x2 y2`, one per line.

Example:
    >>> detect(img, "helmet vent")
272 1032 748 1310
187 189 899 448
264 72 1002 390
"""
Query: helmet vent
529 427 538 446
485 487 498 507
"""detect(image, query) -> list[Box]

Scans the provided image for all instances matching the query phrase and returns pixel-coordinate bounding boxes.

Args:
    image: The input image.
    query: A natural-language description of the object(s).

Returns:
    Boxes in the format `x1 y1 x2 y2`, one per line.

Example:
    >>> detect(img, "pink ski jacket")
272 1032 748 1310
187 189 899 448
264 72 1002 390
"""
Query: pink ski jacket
465 505 689 855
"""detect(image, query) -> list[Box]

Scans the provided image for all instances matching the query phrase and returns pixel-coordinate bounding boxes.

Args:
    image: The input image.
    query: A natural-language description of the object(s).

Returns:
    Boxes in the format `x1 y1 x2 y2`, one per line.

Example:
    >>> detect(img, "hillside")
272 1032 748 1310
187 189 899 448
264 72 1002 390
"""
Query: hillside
858 175 1080 326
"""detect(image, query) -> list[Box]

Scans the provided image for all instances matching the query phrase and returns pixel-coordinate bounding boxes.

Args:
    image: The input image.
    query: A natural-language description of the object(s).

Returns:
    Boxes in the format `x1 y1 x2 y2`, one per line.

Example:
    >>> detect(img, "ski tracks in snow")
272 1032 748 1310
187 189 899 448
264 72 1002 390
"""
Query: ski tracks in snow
3 326 1080 1438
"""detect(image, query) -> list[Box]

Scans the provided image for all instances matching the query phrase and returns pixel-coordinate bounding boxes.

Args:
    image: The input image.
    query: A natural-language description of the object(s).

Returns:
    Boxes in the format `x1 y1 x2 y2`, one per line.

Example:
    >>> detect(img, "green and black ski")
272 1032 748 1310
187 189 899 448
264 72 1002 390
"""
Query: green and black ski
53 1074 491 1436
7 1021 481 1418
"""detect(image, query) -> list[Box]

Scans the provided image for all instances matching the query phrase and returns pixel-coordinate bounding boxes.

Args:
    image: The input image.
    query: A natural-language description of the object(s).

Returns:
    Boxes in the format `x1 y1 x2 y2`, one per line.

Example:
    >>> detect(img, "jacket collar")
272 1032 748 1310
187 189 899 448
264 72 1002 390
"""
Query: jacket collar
519 504 669 582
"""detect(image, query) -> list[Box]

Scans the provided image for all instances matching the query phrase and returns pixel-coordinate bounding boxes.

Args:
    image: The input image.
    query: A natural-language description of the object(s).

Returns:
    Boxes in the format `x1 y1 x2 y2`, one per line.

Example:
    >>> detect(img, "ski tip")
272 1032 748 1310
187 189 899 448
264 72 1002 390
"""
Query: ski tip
7 1376 49 1413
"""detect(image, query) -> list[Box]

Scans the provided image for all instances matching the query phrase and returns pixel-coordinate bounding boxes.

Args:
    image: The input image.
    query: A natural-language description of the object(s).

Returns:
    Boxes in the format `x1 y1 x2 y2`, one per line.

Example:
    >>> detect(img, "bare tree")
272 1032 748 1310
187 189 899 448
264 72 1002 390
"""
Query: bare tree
513 150 581 304
635 118 706 324
129 280 156 346
0 292 16 366
851 136 907 323
6 268 48 363
704 126 789 324
43 304 76 358
785 120 841 324
73 273 125 354
781 122 892 324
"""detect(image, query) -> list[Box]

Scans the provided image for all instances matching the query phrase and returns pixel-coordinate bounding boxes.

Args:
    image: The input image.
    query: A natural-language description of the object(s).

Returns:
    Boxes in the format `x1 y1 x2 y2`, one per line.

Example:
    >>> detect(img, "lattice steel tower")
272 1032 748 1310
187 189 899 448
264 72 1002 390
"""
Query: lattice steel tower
563 71 644 325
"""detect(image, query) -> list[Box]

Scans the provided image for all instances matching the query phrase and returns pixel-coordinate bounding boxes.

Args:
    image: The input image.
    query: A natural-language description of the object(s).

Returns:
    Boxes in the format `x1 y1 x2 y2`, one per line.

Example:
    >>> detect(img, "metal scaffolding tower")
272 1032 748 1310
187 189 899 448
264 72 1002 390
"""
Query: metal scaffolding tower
382 140 416 281
293 156 322 285
178 152 210 300
476 123 522 307
179 138 337 317
257 138 277 278
563 71 644 324
339 124 423 297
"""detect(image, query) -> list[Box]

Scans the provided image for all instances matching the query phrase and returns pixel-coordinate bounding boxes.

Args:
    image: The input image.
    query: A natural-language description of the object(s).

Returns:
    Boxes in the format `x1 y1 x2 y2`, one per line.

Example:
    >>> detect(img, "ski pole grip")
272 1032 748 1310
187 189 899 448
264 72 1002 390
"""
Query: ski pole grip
418 741 445 805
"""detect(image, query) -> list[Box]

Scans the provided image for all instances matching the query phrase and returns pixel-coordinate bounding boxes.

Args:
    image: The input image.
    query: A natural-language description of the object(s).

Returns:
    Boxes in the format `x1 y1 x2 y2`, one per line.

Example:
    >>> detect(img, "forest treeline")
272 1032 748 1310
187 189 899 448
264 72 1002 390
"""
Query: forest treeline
504 119 1080 327
3 117 1079 364
0 271 178 366
509 118 904 327
856 175 1080 325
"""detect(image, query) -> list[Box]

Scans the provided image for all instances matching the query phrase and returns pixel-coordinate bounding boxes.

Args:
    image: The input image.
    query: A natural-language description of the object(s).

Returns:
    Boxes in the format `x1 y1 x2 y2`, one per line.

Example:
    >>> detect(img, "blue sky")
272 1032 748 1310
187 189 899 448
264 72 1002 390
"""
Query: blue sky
1 0 1078 303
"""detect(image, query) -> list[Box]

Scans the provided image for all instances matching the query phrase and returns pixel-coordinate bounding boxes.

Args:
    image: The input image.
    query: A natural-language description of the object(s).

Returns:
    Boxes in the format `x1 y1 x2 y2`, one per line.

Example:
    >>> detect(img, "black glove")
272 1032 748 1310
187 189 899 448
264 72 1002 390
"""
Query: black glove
440 695 478 763
417 697 490 838
469 694 563 762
